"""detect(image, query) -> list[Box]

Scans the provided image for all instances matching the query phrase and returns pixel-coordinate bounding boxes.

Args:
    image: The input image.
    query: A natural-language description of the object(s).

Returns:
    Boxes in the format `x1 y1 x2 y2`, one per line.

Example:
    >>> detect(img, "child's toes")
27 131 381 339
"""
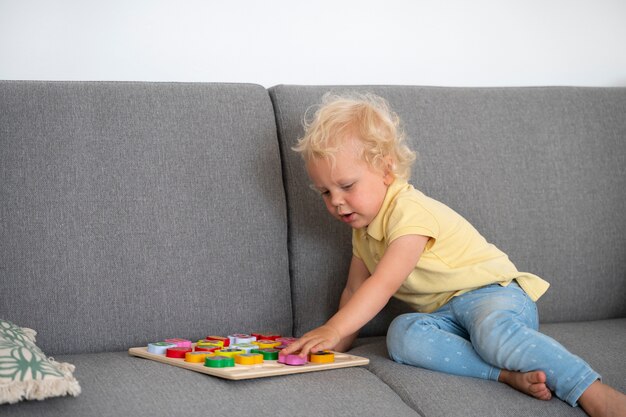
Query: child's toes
531 384 552 401
528 370 547 384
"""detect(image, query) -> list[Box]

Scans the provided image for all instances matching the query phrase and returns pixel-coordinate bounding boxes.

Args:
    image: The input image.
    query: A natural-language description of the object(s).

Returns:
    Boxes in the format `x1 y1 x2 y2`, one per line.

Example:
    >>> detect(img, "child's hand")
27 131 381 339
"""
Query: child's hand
281 325 341 358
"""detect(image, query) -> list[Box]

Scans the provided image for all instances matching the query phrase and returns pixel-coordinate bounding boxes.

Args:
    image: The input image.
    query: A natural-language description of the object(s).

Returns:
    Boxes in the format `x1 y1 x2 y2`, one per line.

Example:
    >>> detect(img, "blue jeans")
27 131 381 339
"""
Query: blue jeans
386 282 600 406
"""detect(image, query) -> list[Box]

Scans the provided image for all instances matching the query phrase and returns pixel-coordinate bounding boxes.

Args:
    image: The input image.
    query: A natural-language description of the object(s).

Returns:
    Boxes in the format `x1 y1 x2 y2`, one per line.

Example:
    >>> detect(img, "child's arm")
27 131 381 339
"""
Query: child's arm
333 255 371 352
283 234 429 357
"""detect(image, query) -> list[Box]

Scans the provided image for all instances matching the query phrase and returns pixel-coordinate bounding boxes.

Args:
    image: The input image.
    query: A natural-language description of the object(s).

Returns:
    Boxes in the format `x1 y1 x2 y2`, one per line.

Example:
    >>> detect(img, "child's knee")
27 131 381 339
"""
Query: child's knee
387 314 409 355
386 314 412 359
386 313 431 361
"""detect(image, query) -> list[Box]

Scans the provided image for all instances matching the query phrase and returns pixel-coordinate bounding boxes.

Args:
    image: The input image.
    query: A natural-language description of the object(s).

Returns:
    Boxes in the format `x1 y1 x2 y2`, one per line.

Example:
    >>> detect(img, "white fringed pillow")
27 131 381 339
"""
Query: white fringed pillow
0 319 81 405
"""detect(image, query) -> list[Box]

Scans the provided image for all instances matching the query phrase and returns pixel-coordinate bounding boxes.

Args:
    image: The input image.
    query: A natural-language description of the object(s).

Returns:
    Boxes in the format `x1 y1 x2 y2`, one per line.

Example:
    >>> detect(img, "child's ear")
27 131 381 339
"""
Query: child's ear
383 156 395 185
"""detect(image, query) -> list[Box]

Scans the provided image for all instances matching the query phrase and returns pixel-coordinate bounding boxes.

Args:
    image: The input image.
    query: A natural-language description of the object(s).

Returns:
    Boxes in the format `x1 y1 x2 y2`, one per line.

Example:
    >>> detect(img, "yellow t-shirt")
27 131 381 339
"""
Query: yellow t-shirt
352 180 550 313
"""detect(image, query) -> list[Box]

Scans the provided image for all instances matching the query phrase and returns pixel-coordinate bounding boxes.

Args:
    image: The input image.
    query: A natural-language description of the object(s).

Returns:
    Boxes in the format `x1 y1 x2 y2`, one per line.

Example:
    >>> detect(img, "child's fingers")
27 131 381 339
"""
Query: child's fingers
280 339 303 355
282 325 339 357
281 335 315 355
298 337 327 357
281 336 333 359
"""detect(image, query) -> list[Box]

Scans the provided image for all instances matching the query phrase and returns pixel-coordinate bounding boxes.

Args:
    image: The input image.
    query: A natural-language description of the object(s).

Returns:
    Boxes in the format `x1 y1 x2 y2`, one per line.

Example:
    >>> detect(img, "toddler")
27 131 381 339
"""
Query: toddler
282 93 626 417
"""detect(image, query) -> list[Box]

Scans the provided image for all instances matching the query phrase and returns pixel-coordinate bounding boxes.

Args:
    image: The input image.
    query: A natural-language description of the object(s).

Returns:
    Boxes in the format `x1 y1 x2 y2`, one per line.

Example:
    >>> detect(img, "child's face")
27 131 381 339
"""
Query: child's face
306 138 392 229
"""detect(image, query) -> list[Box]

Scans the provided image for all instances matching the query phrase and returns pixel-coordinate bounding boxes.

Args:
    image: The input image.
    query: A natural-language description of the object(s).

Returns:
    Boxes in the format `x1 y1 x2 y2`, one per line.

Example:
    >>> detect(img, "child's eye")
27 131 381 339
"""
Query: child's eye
341 183 354 191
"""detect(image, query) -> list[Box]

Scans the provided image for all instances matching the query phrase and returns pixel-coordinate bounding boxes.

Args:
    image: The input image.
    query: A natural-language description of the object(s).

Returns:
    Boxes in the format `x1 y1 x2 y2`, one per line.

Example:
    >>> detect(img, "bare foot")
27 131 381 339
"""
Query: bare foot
578 380 626 417
499 369 552 401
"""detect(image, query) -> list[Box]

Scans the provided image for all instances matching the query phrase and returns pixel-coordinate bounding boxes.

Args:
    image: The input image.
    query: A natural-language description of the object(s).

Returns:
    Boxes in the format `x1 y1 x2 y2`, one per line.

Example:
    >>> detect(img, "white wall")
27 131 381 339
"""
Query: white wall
1 0 625 87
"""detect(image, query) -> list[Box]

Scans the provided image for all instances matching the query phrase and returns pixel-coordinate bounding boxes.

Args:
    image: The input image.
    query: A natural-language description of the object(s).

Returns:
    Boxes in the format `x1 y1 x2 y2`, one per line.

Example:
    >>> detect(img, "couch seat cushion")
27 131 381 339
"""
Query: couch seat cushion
1 351 419 417
351 318 625 417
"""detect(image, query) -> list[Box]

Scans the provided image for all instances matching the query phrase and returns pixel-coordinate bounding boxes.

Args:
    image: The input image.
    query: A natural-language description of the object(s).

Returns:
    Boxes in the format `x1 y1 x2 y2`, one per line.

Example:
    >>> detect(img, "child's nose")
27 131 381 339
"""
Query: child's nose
330 193 344 208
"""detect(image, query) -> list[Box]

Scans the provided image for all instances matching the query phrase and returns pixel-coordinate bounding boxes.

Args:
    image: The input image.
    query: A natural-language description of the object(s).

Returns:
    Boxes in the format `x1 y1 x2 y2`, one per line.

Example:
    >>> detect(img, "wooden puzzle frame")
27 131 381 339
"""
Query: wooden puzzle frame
128 346 370 380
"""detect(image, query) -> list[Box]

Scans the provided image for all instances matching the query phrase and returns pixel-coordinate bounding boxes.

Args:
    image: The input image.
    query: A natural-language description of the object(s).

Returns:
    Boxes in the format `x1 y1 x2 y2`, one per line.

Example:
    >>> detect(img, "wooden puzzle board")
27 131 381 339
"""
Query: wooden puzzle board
128 346 370 380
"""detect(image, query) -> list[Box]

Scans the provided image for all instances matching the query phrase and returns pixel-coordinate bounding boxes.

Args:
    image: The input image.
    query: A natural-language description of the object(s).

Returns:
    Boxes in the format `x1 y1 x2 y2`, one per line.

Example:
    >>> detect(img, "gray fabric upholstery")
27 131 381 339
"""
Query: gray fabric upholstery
354 340 588 417
270 85 626 337
351 318 626 417
2 81 624 417
0 81 292 355
0 351 419 417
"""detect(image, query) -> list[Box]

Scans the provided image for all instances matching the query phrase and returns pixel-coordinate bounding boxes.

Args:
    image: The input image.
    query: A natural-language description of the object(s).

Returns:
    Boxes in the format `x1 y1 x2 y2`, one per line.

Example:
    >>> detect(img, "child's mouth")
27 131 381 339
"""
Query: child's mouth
340 213 356 223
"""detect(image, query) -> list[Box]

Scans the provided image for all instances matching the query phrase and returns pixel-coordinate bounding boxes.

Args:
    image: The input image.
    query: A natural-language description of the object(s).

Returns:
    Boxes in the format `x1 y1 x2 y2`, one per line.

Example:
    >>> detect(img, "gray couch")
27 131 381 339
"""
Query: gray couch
1 81 624 417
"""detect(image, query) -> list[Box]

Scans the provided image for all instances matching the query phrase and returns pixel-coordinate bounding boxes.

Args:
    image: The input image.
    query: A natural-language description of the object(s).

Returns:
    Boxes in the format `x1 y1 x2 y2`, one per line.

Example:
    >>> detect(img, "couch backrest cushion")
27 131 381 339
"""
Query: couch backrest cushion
270 85 626 336
0 81 292 355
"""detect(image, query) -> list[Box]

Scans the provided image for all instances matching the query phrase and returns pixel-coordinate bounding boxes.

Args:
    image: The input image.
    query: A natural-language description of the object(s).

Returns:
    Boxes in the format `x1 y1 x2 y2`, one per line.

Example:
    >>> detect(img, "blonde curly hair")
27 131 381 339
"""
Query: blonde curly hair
293 93 416 180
